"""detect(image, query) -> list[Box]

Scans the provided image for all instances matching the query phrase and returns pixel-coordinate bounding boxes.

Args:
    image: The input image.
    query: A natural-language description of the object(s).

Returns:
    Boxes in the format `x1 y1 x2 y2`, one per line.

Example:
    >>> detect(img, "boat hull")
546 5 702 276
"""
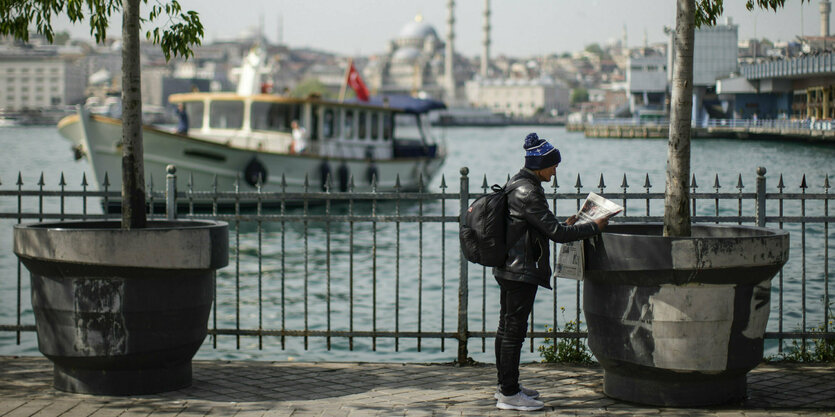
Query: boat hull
58 113 445 204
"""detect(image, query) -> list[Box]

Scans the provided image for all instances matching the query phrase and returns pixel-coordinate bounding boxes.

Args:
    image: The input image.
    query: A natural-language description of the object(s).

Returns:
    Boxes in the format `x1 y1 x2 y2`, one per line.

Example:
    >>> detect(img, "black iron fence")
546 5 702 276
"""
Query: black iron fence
0 166 831 363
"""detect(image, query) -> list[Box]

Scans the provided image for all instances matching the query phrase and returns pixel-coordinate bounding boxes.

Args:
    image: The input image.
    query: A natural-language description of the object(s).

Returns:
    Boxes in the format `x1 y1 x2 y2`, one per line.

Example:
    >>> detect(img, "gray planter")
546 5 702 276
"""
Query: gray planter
14 220 228 395
582 223 789 407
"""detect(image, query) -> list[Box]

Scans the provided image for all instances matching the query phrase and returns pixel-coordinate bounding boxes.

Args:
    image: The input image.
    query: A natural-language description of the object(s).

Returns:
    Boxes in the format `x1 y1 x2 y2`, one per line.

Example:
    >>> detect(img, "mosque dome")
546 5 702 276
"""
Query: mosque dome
398 15 438 40
392 46 422 63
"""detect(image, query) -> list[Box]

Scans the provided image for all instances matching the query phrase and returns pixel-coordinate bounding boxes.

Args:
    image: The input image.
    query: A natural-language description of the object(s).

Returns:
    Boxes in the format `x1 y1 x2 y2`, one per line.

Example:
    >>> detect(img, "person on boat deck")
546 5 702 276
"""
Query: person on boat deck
175 103 188 135
291 120 308 154
492 133 607 412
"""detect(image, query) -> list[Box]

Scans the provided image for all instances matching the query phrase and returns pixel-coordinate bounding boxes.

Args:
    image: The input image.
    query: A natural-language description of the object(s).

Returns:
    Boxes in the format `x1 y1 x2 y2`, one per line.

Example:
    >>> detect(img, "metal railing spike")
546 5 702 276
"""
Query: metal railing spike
102 172 109 188
16 172 23 186
394 174 401 191
777 174 785 190
714 174 721 190
281 173 287 188
824 174 831 189
620 174 628 190
38 173 45 187
348 174 355 192
800 174 808 189
597 173 605 190
81 173 88 187
188 172 194 188
304 173 309 189
371 173 378 192
690 173 698 189
575 174 582 189
736 174 744 190
481 174 488 190
59 173 66 187
643 173 651 189
440 174 447 189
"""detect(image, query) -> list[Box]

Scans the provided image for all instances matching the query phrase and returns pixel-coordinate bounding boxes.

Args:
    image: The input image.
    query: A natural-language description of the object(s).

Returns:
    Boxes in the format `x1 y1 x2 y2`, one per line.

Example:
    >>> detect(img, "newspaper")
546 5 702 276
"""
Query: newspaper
555 193 623 280
574 192 624 224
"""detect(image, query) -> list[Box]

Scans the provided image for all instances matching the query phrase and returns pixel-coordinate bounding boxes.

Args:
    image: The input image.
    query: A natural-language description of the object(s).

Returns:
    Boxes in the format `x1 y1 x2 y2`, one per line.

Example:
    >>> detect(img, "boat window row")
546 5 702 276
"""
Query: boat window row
183 100 398 142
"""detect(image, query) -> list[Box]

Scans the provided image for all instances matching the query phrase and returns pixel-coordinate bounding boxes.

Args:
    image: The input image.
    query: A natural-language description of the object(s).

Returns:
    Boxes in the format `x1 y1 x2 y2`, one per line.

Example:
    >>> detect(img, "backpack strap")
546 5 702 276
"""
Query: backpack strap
501 179 526 251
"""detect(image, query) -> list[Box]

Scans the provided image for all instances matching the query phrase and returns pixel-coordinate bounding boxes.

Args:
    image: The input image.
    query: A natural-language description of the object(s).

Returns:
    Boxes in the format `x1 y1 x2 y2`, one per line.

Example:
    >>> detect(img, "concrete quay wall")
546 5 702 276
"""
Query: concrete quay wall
575 123 835 143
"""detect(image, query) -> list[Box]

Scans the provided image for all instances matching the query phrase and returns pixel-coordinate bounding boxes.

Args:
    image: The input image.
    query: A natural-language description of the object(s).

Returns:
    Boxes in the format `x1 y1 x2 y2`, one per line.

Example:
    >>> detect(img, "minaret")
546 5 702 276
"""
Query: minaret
445 0 456 103
821 0 831 37
481 0 490 78
622 24 628 50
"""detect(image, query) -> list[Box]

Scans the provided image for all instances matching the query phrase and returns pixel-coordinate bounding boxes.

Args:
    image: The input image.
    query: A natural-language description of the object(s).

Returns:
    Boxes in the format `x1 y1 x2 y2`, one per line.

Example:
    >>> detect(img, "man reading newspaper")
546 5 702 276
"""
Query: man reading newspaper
555 192 623 280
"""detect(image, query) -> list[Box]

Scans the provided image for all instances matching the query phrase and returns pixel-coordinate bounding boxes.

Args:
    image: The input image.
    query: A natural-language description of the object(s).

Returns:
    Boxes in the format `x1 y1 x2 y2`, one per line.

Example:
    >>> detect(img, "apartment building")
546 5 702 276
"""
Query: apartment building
0 46 86 111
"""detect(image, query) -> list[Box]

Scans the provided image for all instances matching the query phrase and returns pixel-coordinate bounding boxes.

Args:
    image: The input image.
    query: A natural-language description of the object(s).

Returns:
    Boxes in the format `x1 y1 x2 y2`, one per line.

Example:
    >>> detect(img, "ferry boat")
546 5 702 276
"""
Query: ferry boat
57 48 447 208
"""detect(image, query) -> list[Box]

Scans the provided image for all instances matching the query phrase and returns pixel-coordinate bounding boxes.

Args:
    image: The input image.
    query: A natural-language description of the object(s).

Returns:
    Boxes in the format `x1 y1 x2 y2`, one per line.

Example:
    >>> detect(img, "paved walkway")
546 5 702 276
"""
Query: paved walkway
0 356 833 416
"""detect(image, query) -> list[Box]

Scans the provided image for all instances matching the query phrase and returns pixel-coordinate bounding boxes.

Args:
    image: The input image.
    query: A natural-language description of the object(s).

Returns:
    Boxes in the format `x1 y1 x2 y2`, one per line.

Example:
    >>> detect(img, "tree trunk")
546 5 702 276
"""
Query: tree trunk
121 0 146 229
664 0 694 237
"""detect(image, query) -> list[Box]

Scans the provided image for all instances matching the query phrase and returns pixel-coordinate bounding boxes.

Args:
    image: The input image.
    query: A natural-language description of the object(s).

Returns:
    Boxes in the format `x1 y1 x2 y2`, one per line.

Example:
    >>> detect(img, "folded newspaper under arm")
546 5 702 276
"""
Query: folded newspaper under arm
555 193 623 280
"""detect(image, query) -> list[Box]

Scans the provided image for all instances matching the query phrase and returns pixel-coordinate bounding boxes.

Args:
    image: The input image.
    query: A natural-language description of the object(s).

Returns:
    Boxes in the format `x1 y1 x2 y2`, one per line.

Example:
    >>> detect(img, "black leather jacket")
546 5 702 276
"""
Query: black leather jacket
493 168 600 288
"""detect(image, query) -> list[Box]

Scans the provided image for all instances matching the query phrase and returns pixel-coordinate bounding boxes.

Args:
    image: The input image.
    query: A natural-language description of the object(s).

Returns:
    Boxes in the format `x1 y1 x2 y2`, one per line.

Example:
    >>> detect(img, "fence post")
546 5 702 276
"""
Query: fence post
458 167 469 364
166 164 177 220
756 166 766 227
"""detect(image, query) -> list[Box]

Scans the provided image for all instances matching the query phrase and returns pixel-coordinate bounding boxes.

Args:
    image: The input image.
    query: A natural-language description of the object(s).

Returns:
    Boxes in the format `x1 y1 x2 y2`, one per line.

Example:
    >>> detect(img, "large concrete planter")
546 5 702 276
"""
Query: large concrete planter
13 220 228 395
583 223 789 407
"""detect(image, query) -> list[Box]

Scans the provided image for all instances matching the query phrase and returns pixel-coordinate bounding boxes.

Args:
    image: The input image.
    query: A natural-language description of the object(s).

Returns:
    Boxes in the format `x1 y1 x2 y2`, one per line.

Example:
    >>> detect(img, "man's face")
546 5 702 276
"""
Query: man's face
538 164 557 182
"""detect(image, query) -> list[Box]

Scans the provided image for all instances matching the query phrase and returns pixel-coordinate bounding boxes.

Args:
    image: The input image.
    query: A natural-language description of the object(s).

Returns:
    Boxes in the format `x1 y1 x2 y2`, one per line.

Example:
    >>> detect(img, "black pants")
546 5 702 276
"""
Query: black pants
495 277 538 396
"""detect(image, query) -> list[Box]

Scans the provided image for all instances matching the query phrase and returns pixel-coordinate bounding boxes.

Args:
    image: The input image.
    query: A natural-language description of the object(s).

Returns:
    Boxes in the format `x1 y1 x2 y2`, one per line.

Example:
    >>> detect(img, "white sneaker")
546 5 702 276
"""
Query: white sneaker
494 384 540 399
495 391 544 411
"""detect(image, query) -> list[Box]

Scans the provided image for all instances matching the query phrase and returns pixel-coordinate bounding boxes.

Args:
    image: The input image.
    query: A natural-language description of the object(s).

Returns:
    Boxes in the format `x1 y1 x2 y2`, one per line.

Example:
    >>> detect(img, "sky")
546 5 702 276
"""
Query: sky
53 0 829 57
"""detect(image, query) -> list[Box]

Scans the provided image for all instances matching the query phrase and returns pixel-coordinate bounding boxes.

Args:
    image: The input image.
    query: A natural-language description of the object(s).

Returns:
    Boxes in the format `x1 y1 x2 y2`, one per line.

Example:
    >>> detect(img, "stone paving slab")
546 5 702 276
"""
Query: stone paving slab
0 356 833 416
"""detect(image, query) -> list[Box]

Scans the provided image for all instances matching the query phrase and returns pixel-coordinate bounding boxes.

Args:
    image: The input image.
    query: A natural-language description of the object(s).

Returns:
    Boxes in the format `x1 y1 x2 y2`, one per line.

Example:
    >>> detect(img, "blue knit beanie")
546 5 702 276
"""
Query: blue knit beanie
523 133 561 170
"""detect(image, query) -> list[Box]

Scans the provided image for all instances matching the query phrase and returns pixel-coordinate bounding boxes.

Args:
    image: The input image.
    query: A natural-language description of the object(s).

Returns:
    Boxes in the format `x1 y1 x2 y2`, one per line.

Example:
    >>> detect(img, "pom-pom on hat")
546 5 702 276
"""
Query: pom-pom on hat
523 133 561 170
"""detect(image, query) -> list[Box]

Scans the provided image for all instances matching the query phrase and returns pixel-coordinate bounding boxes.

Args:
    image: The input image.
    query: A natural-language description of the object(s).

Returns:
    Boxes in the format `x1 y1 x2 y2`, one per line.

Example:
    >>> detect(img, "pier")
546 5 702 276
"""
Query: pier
573 118 835 142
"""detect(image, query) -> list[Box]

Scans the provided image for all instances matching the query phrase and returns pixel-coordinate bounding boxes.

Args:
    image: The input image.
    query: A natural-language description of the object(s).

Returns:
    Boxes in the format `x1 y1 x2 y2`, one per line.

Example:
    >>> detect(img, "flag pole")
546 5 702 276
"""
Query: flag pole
339 58 352 103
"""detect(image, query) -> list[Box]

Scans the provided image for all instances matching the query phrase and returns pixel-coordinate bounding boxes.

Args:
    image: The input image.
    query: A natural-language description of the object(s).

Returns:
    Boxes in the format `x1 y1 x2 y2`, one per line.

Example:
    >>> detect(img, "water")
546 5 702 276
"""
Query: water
1 124 833 364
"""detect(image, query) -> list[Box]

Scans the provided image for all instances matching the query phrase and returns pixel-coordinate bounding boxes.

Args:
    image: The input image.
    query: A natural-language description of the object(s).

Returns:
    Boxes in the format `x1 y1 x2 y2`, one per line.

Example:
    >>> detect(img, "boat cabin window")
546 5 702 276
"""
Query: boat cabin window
209 101 244 129
185 102 204 130
310 105 319 140
358 111 367 139
344 110 354 139
250 102 299 132
383 113 394 140
371 113 379 140
394 113 422 141
323 108 338 139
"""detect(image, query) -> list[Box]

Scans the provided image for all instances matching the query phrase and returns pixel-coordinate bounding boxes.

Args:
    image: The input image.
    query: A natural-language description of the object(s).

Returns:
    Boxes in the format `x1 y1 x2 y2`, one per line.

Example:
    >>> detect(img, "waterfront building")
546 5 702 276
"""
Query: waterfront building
0 45 86 111
626 54 667 117
687 18 739 124
464 76 569 118
715 1 835 121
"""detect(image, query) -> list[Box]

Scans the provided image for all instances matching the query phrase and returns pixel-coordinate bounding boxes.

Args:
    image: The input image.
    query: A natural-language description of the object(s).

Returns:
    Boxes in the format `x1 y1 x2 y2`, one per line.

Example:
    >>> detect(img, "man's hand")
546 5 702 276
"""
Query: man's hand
593 217 608 231
565 215 578 225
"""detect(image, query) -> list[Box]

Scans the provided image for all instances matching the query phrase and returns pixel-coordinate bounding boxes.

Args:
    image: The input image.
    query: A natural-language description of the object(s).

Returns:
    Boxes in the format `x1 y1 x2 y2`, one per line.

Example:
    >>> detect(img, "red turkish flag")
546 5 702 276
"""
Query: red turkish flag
346 62 370 102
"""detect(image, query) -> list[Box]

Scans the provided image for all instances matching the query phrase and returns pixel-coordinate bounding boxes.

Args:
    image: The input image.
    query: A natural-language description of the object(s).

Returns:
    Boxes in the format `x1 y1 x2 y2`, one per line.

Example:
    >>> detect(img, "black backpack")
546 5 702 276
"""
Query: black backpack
459 181 522 267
